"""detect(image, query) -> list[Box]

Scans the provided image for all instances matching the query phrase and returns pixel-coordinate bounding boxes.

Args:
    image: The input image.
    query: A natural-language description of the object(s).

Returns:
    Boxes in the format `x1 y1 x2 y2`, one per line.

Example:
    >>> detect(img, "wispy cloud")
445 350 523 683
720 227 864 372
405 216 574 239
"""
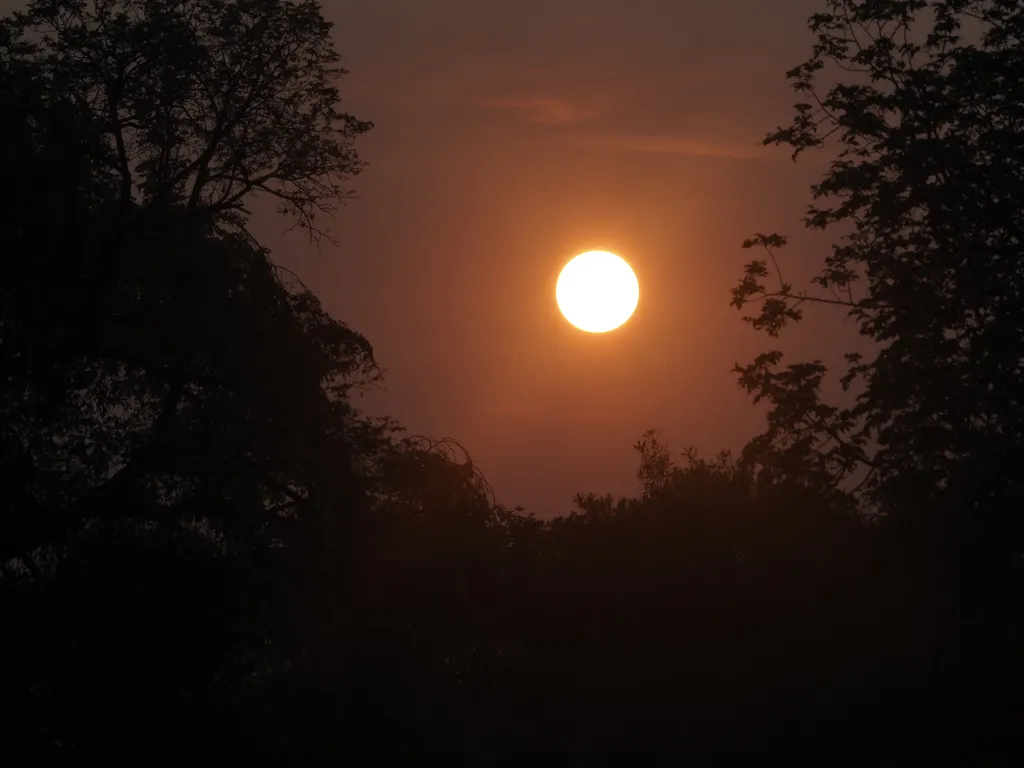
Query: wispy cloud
581 134 771 160
481 96 608 125
472 66 717 127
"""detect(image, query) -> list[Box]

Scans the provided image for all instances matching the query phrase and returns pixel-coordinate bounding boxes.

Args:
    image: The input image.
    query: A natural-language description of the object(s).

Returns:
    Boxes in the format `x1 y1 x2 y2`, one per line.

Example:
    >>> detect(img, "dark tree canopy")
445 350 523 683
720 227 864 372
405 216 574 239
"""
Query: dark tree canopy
732 0 1024 555
0 2 380 729
0 0 371 239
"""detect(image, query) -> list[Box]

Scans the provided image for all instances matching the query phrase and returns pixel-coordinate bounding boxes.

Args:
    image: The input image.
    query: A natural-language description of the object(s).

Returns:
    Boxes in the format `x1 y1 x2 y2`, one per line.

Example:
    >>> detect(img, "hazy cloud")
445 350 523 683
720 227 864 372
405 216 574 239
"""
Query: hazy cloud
581 134 770 160
480 96 610 125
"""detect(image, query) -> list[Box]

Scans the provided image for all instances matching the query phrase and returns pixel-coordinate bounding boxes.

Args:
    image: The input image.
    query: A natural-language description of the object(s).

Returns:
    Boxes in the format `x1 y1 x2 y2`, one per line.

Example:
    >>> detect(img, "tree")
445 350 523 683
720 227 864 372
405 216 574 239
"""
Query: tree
0 0 377 561
731 0 1024 555
0 199 379 563
0 0 373 395
1 0 371 239
0 220 383 748
0 0 379 749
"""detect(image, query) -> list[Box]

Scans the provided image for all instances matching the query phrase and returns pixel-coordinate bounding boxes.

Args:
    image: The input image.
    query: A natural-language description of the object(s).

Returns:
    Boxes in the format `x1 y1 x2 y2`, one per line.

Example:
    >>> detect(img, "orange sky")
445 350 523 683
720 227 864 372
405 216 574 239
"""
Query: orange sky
245 0 873 517
0 0 866 517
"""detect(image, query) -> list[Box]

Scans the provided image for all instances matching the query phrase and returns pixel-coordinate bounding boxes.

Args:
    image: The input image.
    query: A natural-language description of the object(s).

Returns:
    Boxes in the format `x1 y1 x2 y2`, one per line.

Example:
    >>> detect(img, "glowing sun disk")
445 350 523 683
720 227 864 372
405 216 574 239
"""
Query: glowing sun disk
556 251 639 333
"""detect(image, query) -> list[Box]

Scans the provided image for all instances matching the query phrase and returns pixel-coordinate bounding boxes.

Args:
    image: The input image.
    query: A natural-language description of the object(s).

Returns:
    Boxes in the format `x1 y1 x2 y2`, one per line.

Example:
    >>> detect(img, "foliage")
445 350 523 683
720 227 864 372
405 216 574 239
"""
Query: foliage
0 0 379 749
0 0 371 241
731 1 1024 556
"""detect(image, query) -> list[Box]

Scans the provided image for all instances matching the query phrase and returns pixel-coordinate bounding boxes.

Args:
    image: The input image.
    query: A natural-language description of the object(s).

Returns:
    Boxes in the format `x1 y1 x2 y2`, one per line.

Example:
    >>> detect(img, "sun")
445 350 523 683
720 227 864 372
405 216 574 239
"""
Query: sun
556 250 639 333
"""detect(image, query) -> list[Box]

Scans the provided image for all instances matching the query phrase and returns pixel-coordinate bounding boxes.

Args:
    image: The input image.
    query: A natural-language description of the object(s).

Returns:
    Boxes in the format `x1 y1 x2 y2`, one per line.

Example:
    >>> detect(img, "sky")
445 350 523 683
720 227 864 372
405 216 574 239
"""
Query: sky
2 0 863 517
248 0 867 517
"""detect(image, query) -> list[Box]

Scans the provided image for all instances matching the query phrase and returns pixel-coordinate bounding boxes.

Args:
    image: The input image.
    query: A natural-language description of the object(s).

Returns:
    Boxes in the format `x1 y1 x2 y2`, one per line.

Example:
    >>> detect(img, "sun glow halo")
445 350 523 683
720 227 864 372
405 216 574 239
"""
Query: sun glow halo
556 251 639 333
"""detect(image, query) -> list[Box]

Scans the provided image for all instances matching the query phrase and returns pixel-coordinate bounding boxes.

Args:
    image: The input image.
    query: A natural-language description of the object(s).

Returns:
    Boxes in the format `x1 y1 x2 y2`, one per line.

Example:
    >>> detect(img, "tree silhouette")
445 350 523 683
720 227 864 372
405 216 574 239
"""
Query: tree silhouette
0 0 379 750
2 0 370 239
1 0 377 554
0 1 373 485
729 3 1024 754
731 1 1024 558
